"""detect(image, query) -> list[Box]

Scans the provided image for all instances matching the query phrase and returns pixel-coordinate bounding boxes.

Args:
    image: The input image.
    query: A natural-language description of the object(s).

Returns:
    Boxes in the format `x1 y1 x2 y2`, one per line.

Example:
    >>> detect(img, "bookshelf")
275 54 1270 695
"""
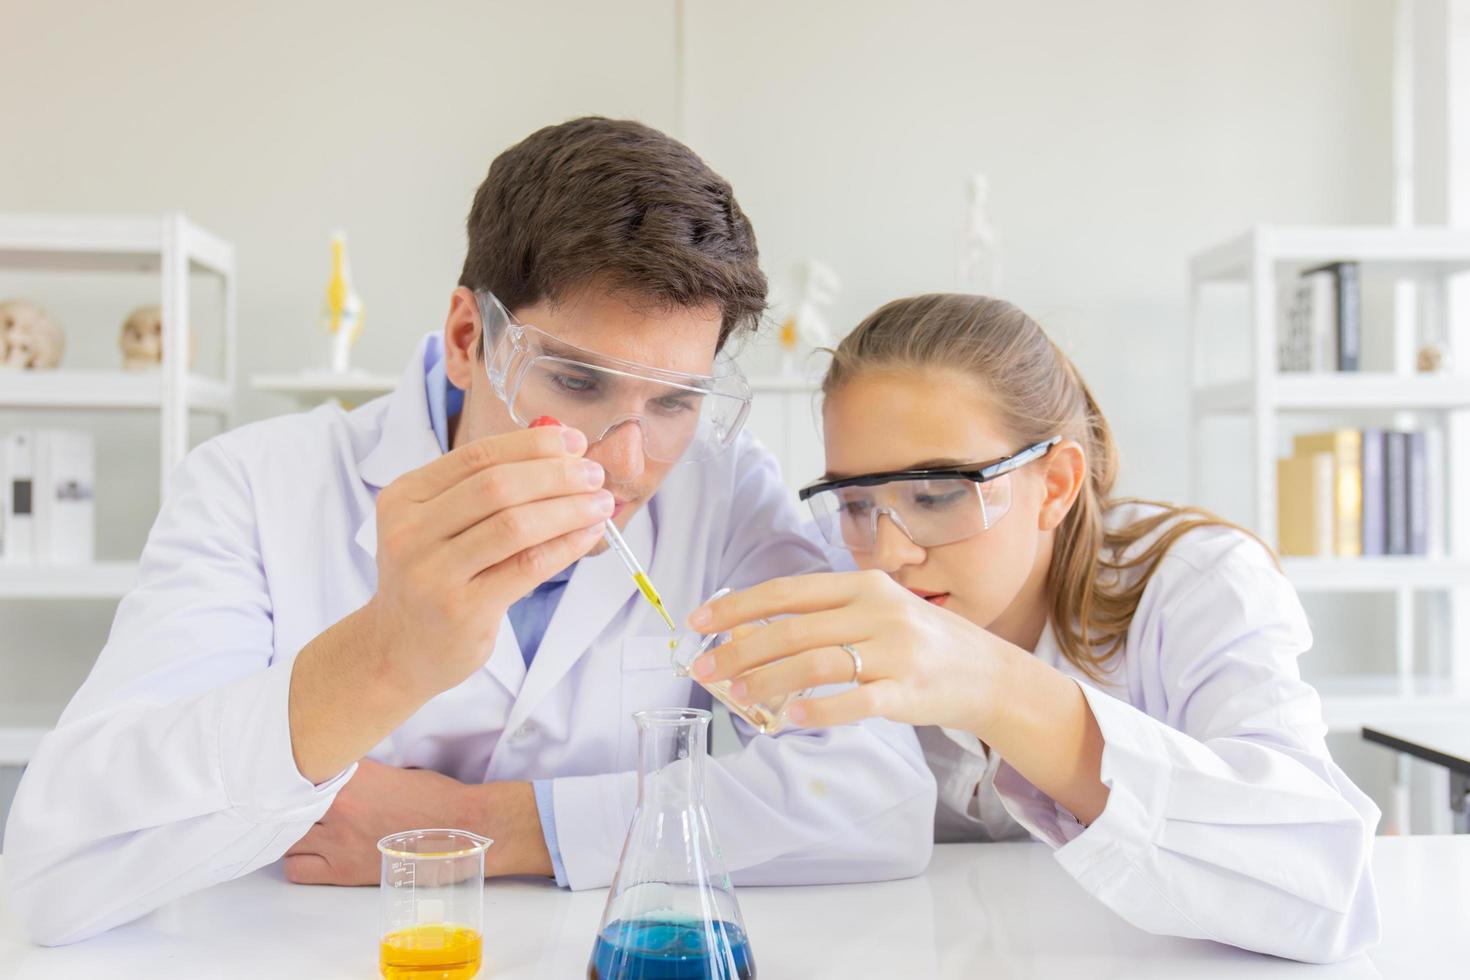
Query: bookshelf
1188 225 1470 829
0 213 236 765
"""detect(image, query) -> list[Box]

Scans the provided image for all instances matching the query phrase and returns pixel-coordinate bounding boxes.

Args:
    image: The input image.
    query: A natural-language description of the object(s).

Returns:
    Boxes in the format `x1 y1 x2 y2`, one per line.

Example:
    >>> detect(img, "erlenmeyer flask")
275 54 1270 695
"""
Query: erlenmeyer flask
589 708 756 980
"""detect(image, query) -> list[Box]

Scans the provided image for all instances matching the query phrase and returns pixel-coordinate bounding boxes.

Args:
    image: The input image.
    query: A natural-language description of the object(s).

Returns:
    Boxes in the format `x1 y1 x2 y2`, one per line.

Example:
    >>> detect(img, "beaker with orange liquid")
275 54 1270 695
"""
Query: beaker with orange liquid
378 829 492 979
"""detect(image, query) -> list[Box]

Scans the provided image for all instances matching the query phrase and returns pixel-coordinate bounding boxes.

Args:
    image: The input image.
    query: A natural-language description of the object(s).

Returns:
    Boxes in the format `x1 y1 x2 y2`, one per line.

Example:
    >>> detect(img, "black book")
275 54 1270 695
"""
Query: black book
1304 261 1361 371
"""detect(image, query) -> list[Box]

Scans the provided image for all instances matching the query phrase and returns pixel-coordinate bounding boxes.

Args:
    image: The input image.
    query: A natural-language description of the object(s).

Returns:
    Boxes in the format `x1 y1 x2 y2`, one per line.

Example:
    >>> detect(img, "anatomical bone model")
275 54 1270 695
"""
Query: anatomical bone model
118 304 197 370
0 299 66 370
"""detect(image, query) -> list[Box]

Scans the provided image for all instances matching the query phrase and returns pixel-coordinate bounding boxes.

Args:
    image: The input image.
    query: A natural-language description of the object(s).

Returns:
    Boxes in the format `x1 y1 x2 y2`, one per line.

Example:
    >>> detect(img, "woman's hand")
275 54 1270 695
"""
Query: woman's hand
688 570 1015 732
691 569 1112 823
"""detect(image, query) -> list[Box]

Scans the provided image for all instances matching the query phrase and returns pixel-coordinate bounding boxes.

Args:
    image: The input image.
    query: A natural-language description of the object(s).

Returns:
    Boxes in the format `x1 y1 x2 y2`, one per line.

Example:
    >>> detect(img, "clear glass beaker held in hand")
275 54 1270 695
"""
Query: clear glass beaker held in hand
589 707 756 980
670 588 811 735
378 828 492 980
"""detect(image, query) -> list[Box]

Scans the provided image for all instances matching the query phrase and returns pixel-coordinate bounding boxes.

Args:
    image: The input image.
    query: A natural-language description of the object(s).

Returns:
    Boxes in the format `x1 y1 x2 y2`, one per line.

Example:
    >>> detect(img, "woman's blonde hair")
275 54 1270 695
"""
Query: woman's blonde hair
823 293 1263 678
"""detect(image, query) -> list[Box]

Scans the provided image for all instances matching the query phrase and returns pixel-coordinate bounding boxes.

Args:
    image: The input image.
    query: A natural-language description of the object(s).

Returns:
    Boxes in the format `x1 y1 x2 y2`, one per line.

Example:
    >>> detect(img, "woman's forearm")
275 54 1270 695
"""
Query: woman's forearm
965 641 1110 825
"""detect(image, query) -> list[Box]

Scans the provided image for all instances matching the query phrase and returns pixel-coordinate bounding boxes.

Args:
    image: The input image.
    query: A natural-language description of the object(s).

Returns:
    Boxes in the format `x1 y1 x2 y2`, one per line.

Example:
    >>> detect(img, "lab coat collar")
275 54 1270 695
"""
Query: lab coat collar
351 333 656 712
357 333 444 495
502 503 655 735
352 334 530 697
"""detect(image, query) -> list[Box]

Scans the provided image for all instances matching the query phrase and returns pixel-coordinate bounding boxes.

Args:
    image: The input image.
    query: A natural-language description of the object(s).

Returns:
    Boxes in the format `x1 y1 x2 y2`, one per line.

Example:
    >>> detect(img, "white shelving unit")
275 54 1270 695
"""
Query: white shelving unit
251 371 399 407
0 213 237 765
1188 226 1470 746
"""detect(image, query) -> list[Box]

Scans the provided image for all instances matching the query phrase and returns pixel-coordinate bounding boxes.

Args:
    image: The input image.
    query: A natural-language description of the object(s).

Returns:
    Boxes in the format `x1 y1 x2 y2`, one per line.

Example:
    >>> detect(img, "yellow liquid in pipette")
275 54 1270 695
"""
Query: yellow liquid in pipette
380 924 481 979
633 571 676 631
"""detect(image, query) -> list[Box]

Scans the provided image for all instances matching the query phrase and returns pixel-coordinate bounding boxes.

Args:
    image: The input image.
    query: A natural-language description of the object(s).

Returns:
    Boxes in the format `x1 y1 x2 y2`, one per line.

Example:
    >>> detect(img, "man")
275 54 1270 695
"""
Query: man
4 117 935 945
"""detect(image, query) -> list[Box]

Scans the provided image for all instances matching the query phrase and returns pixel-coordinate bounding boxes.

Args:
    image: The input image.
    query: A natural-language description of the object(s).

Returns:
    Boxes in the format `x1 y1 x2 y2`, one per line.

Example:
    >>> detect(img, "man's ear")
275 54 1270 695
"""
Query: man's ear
443 287 480 390
1038 438 1086 531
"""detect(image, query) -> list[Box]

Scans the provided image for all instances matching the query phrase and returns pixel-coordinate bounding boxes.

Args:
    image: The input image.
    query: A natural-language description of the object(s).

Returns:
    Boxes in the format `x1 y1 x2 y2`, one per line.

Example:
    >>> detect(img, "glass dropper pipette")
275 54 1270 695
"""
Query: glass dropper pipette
530 416 676 630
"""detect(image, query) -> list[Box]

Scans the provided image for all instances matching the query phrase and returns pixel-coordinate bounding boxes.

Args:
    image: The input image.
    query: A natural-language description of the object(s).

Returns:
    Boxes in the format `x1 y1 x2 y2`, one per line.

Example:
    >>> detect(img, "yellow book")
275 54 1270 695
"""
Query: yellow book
1292 430 1362 557
1277 452 1334 556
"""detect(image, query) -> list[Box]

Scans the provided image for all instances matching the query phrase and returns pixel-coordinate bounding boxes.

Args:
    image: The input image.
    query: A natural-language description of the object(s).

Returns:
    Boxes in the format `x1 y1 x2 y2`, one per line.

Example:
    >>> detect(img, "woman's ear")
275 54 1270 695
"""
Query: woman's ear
1038 438 1086 531
442 287 481 390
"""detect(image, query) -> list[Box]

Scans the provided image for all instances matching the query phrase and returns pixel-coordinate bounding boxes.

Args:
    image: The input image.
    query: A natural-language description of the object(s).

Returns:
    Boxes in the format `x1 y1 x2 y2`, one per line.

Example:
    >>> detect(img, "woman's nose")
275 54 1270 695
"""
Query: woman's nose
869 512 925 572
587 419 647 483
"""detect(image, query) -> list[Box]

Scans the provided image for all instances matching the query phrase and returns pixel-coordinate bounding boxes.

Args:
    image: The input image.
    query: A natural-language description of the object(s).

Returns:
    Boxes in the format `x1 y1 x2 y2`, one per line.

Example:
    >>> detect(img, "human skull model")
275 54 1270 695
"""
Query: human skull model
0 299 66 370
119 305 197 370
119 305 164 369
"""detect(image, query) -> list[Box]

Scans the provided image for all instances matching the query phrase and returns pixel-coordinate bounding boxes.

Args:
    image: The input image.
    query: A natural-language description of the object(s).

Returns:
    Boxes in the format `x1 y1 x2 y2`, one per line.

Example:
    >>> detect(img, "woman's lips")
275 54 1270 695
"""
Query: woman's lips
908 588 950 607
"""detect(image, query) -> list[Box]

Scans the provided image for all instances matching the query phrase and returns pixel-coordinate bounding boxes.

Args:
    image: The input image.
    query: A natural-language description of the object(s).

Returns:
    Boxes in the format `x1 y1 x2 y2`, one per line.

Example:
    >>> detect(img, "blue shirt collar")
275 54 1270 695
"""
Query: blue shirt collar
423 334 466 454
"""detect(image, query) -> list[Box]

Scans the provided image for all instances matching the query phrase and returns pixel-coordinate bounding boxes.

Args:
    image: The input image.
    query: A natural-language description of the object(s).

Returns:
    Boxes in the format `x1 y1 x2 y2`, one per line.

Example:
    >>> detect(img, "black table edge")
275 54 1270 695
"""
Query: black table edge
1362 726 1470 777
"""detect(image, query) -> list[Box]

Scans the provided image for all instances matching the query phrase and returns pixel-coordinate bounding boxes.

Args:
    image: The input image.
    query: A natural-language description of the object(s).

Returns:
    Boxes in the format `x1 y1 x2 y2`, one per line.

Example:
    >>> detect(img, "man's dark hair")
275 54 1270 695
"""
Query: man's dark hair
460 117 766 354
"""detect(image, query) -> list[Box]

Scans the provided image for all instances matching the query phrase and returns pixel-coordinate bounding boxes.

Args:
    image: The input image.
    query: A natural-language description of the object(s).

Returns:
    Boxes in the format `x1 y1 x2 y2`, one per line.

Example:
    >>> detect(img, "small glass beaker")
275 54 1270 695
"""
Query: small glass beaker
378 829 492 980
671 588 811 734
589 708 755 979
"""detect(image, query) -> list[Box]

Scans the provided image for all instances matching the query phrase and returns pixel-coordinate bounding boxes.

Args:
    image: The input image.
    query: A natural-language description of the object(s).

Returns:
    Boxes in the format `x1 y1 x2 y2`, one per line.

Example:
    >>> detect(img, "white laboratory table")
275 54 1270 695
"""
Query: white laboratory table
1 838 1462 978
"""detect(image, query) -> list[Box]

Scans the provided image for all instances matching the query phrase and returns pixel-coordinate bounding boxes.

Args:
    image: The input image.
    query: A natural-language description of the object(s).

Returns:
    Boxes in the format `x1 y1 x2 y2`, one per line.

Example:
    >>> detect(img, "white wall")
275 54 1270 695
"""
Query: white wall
0 0 1400 816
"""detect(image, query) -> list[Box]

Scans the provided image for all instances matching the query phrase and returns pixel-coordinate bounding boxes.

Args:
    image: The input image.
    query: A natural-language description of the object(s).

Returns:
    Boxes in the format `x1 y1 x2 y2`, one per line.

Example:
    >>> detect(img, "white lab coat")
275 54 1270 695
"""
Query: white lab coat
2 335 936 946
919 502 1381 963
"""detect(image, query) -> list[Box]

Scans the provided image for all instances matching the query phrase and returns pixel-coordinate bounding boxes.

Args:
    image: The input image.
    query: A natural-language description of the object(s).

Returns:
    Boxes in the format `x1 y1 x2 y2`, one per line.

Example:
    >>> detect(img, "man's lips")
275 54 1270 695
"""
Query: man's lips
611 498 638 520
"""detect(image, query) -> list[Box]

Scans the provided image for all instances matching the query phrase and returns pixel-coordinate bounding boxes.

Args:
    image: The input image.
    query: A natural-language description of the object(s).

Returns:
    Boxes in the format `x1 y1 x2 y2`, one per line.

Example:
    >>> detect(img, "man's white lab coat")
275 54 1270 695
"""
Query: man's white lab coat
3 335 936 945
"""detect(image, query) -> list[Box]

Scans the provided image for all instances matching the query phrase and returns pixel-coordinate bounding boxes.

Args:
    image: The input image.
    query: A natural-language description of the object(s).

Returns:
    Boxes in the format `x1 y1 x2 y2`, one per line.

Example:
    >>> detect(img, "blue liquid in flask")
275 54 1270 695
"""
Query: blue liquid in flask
589 917 755 980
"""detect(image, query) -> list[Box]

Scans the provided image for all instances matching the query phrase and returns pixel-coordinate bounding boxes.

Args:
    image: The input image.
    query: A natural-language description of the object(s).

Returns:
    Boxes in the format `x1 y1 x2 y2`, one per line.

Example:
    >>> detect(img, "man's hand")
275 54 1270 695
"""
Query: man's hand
289 425 611 783
365 424 612 702
283 760 553 885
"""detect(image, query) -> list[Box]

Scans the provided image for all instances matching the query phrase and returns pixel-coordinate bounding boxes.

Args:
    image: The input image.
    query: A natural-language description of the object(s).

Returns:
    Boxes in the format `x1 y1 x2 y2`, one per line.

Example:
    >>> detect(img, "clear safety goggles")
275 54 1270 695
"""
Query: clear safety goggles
798 437 1060 552
476 290 752 463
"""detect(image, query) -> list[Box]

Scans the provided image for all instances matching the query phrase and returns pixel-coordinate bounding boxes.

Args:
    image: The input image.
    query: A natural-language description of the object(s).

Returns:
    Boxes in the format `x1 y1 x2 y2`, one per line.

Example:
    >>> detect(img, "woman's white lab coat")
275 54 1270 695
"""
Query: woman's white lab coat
919 502 1381 963
2 335 936 946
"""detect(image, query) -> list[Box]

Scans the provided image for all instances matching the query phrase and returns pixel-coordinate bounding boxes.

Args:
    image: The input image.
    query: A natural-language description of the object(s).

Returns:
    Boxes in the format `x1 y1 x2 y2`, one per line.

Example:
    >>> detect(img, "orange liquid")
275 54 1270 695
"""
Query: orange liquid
380 924 482 979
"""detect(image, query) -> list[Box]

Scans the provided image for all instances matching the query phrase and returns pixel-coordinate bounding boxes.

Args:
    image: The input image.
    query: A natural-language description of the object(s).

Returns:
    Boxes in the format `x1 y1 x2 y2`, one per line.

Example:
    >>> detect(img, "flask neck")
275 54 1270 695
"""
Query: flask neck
636 709 709 808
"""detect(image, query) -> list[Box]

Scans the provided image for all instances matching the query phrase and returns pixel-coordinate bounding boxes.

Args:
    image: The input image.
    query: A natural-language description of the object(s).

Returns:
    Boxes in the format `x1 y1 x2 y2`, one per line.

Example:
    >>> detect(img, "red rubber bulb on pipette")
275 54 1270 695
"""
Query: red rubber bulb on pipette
530 416 562 428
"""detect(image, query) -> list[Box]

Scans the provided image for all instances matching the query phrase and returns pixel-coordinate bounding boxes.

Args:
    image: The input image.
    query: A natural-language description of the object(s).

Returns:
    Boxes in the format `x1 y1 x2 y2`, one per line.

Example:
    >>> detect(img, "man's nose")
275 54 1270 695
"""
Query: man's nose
869 511 925 572
587 420 647 484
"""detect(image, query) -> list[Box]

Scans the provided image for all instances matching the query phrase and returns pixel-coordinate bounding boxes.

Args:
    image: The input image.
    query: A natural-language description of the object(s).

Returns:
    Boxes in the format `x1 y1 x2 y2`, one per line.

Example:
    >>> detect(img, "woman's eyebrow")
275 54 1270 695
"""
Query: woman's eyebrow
821 457 973 481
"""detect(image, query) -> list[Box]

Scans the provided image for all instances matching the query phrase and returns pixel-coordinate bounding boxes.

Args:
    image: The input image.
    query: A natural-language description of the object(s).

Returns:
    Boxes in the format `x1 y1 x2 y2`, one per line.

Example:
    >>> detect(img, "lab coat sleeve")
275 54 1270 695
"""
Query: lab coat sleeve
549 434 937 890
2 440 355 946
990 539 1380 963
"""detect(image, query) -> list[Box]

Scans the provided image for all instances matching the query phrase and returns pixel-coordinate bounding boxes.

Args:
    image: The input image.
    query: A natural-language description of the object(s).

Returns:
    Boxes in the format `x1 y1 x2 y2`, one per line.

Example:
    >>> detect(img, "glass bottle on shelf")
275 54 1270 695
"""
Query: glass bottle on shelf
956 173 1001 296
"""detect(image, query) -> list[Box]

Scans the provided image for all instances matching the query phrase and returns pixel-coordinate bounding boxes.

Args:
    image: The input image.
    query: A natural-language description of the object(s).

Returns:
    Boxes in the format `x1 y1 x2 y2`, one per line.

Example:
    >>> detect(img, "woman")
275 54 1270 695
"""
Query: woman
688 294 1379 963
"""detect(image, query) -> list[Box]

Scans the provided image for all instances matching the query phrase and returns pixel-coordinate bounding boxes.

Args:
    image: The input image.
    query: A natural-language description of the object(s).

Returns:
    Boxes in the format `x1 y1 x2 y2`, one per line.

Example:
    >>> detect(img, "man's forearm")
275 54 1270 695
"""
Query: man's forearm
288 605 431 784
462 780 555 879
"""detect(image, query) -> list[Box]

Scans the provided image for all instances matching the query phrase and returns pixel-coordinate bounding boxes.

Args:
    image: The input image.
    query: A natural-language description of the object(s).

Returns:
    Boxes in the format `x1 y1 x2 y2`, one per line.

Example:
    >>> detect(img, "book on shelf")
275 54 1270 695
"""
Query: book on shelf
1303 261 1361 372
1386 432 1409 555
1292 430 1361 556
1275 262 1359 373
1360 428 1385 556
1276 269 1337 373
1280 427 1433 559
1406 430 1428 556
1 430 35 565
0 428 94 565
1277 452 1334 557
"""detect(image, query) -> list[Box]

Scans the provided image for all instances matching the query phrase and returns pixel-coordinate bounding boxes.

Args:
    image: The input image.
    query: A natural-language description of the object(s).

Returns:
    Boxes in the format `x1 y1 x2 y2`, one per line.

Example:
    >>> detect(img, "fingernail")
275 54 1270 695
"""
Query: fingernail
562 427 587 453
594 490 615 514
729 680 749 703
788 703 808 725
581 459 605 489
693 654 716 678
688 606 712 629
